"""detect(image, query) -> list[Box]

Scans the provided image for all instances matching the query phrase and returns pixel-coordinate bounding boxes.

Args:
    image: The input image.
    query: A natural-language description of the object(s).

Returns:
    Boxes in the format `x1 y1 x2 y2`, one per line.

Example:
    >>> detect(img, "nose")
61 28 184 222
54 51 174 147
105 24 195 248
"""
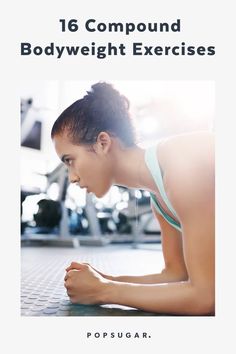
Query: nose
68 170 80 184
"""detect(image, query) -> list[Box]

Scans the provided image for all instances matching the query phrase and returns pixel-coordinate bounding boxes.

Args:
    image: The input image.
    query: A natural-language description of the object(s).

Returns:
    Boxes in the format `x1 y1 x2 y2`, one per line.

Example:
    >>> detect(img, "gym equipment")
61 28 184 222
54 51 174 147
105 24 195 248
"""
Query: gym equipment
109 189 161 244
21 156 161 247
21 163 110 247
34 199 62 229
21 98 42 150
68 208 89 235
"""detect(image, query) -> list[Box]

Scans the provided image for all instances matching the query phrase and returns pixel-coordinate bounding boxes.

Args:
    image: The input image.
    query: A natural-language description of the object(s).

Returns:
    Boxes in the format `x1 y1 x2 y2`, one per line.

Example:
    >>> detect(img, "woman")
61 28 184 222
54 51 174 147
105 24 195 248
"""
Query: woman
51 82 215 315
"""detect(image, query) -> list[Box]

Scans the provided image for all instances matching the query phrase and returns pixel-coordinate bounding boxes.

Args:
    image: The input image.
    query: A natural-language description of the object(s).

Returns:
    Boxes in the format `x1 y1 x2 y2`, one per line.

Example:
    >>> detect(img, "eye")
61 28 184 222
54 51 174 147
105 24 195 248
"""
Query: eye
64 158 72 166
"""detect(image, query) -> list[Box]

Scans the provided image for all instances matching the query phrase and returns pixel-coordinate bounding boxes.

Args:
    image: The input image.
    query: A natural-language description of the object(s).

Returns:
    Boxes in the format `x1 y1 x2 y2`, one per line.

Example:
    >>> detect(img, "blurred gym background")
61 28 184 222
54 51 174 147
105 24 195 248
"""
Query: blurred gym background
20 80 214 248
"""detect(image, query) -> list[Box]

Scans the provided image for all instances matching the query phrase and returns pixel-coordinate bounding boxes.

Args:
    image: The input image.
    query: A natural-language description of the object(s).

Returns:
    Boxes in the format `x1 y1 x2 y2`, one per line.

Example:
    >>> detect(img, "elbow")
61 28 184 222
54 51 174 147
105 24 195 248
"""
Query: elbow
194 298 215 316
176 272 189 282
190 287 215 315
161 266 189 283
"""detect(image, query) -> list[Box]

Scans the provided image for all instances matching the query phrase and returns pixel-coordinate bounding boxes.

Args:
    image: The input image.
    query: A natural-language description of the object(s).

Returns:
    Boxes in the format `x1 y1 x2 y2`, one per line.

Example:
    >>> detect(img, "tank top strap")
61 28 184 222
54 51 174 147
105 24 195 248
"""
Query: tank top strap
144 144 179 220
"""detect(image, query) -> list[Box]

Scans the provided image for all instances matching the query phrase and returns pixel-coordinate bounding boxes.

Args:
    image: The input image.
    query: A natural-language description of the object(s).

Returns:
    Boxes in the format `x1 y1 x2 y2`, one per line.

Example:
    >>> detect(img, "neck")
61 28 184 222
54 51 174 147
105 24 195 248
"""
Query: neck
111 144 156 192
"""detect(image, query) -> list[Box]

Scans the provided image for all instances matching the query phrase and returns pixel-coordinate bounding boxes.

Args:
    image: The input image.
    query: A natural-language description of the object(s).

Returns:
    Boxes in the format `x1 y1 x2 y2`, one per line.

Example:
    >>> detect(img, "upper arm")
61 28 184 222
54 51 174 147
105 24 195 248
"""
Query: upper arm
174 180 214 288
151 203 188 279
181 211 215 290
165 148 215 288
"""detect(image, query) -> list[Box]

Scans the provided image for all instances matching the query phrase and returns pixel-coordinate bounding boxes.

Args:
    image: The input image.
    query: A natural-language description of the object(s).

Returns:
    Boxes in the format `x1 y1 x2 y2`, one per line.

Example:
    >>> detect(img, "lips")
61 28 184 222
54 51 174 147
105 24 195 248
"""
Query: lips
77 183 91 193
80 185 90 192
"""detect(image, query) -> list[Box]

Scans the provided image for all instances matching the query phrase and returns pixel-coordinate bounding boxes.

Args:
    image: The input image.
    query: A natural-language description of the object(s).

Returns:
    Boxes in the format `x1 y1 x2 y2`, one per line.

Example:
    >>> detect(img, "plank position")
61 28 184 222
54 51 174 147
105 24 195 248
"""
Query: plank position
51 82 215 315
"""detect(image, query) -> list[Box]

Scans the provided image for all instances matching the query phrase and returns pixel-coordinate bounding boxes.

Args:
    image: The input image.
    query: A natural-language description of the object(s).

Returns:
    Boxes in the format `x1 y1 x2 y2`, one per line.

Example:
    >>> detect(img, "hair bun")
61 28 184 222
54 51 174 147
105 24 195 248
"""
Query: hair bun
52 81 136 147
90 82 116 98
87 82 129 110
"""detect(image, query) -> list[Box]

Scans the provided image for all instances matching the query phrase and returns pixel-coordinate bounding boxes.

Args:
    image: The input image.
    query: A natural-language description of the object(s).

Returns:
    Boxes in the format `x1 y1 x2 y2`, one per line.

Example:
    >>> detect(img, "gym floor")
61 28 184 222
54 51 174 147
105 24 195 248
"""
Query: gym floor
21 243 168 316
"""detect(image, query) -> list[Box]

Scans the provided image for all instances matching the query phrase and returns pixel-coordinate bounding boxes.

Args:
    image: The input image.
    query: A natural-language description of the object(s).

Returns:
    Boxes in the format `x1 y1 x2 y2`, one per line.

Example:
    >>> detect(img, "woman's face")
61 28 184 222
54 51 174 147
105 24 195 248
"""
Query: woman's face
53 133 114 198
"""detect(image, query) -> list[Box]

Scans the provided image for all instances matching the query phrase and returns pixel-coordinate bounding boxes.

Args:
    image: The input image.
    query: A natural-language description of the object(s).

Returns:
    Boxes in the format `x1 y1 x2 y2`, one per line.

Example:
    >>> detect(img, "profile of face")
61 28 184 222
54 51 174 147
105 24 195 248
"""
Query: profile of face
53 132 114 198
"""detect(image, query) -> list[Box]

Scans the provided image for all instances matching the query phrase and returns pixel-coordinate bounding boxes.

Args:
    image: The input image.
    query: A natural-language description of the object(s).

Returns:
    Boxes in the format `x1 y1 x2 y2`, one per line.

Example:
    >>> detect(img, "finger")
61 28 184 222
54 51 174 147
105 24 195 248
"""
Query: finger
64 270 78 283
64 270 73 281
65 262 75 272
65 265 73 272
69 296 77 304
64 280 72 290
66 262 84 272
65 264 74 272
67 290 73 297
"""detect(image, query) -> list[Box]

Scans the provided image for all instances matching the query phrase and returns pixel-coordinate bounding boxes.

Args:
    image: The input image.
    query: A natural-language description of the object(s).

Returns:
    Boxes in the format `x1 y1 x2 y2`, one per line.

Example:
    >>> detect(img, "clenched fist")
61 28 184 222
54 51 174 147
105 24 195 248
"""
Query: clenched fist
64 262 110 305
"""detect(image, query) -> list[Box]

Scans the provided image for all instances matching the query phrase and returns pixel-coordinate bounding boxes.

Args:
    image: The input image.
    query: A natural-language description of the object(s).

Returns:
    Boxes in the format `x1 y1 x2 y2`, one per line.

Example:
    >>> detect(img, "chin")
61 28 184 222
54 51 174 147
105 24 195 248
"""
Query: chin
94 186 111 198
94 191 106 198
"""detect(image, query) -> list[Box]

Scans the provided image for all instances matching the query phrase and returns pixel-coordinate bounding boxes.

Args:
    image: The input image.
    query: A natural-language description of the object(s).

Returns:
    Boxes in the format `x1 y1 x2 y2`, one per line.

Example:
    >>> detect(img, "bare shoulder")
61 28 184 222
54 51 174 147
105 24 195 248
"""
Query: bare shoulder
158 131 215 219
158 131 214 163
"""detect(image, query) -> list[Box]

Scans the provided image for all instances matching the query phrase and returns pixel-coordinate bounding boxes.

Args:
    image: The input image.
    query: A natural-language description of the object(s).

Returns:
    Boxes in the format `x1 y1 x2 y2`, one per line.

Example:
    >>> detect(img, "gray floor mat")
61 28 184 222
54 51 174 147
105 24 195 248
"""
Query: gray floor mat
21 244 166 316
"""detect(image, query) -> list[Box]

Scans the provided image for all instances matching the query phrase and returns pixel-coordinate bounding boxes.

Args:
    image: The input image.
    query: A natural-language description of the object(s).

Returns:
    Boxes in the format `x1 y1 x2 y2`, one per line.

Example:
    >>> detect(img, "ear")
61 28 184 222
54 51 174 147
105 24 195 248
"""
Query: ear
94 132 112 154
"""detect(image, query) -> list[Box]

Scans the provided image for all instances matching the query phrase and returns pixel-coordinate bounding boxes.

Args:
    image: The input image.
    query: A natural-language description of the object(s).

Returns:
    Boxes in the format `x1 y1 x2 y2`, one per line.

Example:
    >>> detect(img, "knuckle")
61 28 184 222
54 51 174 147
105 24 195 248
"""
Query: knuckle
65 281 71 289
70 297 77 304
67 289 73 297
64 280 71 289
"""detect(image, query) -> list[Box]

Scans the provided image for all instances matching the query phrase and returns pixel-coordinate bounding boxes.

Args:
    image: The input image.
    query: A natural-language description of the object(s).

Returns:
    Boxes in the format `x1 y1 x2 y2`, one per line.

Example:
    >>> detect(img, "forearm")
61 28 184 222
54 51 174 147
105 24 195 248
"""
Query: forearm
101 280 210 315
106 269 187 284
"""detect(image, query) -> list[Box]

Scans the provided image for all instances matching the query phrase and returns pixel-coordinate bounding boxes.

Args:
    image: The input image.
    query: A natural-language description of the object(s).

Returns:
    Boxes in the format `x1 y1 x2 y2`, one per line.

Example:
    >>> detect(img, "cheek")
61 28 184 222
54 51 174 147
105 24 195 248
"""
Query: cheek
90 160 113 186
74 158 90 177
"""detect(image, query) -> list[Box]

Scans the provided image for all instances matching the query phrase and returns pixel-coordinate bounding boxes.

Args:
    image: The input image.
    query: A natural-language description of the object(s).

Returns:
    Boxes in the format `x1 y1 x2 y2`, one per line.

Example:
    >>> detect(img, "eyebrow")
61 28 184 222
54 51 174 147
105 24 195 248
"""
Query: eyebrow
61 154 70 163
